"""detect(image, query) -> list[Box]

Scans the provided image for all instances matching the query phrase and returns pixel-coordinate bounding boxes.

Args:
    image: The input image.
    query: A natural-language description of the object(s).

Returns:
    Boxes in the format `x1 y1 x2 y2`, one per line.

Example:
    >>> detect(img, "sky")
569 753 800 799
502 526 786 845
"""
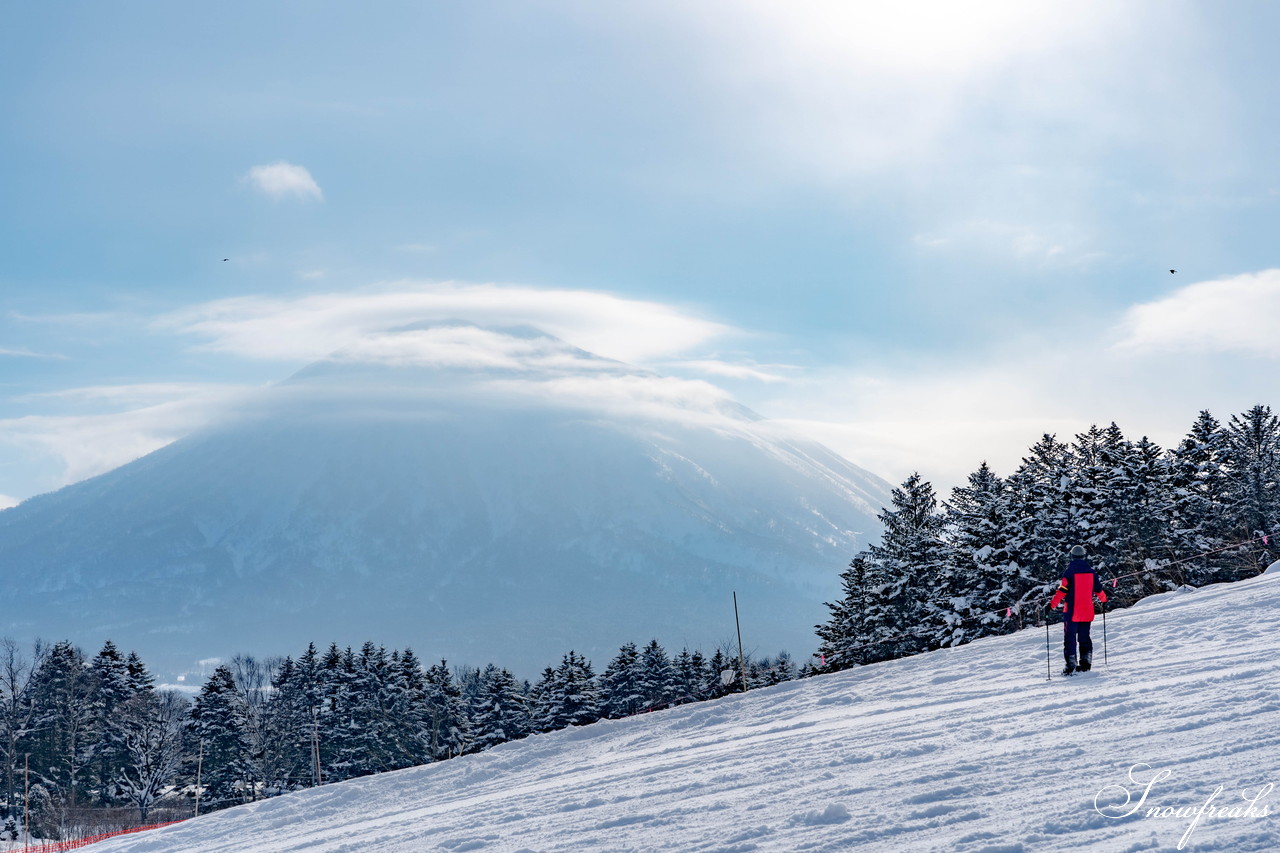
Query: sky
3 0 1280 509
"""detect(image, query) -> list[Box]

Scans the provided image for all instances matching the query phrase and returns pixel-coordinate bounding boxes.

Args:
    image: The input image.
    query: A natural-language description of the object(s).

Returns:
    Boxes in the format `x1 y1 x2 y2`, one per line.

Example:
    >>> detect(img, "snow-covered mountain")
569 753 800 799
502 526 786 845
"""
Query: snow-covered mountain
0 325 891 678
87 566 1280 853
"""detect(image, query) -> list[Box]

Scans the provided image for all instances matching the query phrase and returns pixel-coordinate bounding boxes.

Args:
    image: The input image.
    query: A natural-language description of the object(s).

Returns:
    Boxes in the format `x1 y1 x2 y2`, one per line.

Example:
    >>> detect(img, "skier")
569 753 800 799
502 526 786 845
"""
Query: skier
1049 545 1108 675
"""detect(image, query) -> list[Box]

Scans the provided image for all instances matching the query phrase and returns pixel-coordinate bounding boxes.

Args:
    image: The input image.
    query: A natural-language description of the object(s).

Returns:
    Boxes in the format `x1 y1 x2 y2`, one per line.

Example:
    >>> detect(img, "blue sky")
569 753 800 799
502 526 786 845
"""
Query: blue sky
3 1 1280 507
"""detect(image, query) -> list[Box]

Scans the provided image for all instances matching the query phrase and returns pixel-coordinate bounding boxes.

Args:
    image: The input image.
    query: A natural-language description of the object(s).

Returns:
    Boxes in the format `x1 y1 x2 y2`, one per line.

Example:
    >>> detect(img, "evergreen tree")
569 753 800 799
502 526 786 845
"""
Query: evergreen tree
942 462 1032 639
539 652 600 729
344 643 398 776
189 665 249 811
816 556 873 669
1004 434 1080 602
858 473 948 660
30 641 96 817
470 665 530 751
1169 411 1233 581
260 656 313 792
266 644 326 789
527 667 559 734
1103 436 1180 597
317 645 360 783
1223 405 1280 569
600 643 643 719
670 649 707 704
637 640 675 711
89 640 142 805
423 661 470 760
388 648 433 768
124 652 155 694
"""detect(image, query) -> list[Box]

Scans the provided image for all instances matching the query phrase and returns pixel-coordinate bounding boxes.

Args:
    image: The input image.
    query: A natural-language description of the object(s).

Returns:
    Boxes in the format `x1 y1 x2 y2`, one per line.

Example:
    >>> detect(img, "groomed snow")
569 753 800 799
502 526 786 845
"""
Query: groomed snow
94 569 1280 852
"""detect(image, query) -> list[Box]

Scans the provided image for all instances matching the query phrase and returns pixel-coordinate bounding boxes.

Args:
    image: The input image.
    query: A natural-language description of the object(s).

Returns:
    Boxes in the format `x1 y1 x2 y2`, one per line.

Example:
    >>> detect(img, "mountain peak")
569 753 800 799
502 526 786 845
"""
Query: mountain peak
0 329 891 679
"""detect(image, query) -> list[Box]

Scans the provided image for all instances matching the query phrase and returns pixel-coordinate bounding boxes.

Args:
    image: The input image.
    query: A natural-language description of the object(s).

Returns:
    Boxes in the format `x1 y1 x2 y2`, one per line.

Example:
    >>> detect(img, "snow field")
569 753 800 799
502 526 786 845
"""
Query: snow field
92 569 1280 852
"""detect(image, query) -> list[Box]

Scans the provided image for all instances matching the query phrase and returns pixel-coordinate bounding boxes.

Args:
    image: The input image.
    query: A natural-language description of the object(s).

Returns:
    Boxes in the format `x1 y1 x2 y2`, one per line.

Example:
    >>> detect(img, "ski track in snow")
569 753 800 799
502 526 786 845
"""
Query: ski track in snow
92 570 1280 853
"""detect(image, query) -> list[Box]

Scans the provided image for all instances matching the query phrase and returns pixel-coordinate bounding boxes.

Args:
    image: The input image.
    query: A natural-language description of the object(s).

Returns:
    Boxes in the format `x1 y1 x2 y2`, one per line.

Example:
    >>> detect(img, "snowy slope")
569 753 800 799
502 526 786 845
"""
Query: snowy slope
93 568 1280 853
0 325 891 678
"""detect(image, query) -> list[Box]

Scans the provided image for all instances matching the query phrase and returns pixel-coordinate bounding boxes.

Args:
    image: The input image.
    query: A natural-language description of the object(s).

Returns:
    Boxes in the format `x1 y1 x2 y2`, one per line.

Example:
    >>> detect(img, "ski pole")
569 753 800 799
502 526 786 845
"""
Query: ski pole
1102 604 1108 667
1045 608 1051 681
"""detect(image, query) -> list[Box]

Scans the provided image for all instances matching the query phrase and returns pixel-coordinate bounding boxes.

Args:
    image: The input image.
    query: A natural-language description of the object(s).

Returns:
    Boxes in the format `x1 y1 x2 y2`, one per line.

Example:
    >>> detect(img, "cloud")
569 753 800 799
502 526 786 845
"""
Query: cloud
1115 269 1280 357
18 382 242 404
0 384 256 494
911 219 1105 267
158 282 734 365
2 285 738 500
0 346 69 360
244 161 323 201
483 372 742 430
329 325 627 373
756 272 1280 495
643 0 1146 181
0 494 18 510
672 359 791 383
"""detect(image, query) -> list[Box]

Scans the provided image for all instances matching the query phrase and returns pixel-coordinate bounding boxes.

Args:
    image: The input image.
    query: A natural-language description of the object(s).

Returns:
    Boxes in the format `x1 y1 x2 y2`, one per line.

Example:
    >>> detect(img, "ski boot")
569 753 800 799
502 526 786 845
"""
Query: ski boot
1061 657 1077 677
1077 651 1092 673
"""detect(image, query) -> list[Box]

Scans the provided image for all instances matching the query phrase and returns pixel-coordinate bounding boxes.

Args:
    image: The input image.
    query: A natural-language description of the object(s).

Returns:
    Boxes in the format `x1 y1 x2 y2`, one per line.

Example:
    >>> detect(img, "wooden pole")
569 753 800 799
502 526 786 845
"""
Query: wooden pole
733 591 748 693
194 738 204 818
311 708 323 787
23 753 29 850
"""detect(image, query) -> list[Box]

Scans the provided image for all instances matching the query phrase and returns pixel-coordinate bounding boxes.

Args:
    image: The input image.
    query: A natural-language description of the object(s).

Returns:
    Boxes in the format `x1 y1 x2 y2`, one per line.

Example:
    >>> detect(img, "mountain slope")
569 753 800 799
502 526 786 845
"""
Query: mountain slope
0 326 891 677
91 566 1280 853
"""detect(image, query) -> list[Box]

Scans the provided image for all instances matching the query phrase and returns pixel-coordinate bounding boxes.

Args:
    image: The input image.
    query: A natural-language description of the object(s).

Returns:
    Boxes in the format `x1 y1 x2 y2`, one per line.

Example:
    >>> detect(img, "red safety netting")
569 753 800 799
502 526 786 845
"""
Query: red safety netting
19 820 185 852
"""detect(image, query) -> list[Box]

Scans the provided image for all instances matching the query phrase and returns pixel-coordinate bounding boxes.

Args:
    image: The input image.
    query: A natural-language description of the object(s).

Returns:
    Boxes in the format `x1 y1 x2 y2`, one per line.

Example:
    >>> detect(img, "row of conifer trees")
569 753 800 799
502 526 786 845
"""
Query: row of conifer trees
817 405 1280 667
0 635 797 838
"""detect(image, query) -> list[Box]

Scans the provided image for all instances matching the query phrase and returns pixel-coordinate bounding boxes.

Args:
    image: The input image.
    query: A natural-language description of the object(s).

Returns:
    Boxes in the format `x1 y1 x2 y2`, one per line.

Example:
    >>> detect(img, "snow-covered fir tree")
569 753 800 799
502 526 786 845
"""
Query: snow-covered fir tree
536 652 600 729
857 473 948 661
1169 410 1233 582
1223 404 1280 567
89 640 135 804
670 648 709 703
637 640 676 710
189 664 249 811
30 641 96 815
941 462 1033 636
600 643 644 719
470 665 530 751
423 660 471 760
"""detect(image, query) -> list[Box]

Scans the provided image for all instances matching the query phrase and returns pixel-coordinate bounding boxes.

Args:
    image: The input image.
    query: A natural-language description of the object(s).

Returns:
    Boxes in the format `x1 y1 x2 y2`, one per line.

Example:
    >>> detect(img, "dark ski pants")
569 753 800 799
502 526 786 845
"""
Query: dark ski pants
1063 620 1093 663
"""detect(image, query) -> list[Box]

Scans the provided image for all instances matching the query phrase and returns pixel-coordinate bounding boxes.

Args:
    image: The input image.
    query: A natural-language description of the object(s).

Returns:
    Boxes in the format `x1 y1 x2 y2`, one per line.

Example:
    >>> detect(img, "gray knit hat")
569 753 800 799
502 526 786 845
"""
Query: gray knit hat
1069 545 1086 558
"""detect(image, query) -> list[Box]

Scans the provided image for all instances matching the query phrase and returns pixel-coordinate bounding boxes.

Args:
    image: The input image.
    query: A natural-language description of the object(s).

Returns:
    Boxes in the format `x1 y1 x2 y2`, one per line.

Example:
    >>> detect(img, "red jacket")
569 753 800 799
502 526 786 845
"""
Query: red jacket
1049 559 1108 622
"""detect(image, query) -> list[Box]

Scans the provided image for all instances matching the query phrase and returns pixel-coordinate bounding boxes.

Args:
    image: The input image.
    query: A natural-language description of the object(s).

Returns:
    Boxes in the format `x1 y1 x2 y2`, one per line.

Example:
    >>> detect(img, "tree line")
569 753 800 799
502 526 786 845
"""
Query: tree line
0 635 799 840
818 405 1280 667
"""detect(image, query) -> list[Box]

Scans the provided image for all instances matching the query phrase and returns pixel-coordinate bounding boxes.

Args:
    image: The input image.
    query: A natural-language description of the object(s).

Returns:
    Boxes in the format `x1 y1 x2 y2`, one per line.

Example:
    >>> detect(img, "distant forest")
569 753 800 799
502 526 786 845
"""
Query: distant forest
817 405 1280 666
0 635 797 841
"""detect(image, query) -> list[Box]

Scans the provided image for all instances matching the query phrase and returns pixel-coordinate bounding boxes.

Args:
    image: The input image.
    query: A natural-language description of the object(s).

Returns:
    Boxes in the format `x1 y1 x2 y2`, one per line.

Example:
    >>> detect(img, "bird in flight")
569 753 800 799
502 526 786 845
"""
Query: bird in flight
223 258 229 262
1169 269 1176 274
